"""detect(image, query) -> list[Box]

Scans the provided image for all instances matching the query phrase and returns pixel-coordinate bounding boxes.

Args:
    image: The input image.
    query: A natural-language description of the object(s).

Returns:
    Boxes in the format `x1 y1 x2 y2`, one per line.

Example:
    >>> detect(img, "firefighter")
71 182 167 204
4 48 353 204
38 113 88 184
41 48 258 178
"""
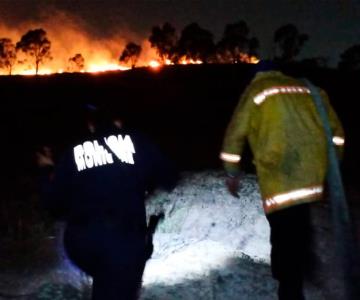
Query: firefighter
220 61 345 300
38 106 177 300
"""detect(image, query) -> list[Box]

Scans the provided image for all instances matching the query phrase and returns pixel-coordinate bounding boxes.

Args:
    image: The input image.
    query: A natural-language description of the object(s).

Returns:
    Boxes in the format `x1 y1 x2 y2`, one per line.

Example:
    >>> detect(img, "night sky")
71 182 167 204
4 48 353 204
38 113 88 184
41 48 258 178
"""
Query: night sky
1 0 360 66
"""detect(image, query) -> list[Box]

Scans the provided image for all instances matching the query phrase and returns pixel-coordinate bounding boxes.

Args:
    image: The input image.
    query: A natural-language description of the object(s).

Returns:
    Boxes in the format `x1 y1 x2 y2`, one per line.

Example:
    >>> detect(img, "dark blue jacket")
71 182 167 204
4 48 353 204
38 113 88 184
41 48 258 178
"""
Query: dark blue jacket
42 126 177 232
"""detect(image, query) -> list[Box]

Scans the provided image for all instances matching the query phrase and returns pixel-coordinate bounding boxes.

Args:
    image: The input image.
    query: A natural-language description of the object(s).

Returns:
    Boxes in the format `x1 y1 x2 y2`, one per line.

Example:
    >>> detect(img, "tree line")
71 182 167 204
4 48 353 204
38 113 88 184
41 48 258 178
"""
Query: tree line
0 21 359 75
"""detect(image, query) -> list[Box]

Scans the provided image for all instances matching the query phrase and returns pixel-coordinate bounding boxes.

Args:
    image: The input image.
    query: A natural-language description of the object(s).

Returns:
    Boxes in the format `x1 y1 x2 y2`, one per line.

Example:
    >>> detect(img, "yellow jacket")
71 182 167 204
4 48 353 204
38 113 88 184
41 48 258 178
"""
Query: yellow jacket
221 71 345 214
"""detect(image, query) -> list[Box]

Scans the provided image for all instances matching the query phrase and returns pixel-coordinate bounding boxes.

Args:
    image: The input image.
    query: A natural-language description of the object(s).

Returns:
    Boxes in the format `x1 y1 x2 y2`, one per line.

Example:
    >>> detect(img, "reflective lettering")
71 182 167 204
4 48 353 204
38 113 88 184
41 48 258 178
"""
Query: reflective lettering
123 135 135 164
73 140 115 172
105 134 136 165
93 141 106 166
106 150 114 164
83 141 95 169
73 134 136 172
74 145 85 171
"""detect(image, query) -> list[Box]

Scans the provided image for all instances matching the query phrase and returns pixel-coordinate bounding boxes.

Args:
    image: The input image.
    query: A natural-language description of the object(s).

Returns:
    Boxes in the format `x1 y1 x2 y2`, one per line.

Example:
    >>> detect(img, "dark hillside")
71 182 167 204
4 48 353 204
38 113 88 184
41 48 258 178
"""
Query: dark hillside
1 64 358 177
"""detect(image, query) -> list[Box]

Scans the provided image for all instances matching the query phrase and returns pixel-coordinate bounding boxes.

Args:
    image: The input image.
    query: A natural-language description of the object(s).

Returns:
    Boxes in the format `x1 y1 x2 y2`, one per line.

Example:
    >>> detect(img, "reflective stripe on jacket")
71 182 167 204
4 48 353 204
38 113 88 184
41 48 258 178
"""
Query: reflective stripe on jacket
221 71 345 214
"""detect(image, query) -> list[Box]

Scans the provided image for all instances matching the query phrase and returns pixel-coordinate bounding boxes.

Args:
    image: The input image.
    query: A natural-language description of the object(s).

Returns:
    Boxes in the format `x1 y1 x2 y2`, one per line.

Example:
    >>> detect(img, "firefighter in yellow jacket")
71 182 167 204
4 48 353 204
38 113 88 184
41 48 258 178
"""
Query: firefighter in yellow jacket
220 62 345 300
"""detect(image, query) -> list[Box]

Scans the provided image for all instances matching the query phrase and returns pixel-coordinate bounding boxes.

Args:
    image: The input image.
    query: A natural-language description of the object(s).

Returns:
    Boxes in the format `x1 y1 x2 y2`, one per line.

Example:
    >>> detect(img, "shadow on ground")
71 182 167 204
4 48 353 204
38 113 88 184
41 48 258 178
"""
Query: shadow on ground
29 255 276 300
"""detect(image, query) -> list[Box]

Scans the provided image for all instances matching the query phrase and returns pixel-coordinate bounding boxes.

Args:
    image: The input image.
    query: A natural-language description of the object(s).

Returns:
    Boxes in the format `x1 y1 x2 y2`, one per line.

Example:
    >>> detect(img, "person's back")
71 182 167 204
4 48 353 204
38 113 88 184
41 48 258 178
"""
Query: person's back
43 124 177 300
221 66 345 300
51 126 172 224
222 70 344 214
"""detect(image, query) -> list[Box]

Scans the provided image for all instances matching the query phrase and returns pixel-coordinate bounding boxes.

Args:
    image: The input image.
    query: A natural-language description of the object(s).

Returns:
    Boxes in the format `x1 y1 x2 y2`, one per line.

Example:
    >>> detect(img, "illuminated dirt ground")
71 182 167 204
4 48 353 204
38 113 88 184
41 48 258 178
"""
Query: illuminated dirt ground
0 172 356 300
141 172 336 300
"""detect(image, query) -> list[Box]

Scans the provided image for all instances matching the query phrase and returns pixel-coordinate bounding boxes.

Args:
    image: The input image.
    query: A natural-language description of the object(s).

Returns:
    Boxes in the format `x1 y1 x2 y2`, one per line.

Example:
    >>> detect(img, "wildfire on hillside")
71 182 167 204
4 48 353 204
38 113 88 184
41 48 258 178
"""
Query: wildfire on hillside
0 16 259 76
0 54 258 76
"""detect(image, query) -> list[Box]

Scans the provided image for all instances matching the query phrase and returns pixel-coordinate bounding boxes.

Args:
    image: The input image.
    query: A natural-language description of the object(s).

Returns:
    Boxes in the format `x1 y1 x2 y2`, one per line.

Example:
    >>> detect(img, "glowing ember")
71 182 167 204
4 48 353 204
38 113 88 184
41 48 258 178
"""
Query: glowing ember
250 56 260 64
180 58 188 65
18 68 53 76
192 59 203 64
238 53 260 64
87 63 130 73
149 60 161 68
0 64 130 76
0 56 259 75
178 57 203 65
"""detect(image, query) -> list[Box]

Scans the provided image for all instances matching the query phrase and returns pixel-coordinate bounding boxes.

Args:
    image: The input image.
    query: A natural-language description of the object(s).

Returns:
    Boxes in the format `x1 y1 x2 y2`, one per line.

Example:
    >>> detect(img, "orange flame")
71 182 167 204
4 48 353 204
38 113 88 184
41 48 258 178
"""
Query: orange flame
149 60 161 69
178 57 203 65
87 63 130 73
0 12 259 76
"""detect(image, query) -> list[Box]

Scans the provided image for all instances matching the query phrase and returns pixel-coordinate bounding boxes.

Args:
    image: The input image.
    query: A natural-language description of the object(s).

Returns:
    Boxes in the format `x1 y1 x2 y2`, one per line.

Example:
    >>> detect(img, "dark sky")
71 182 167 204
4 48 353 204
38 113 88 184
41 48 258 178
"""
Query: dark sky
1 0 360 66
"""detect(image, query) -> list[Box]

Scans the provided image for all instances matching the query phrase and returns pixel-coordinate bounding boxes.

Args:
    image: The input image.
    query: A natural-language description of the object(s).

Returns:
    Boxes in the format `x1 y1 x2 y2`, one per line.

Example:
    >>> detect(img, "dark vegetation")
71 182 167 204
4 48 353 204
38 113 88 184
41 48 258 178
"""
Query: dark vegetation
2 21 360 73
2 63 358 172
1 63 359 268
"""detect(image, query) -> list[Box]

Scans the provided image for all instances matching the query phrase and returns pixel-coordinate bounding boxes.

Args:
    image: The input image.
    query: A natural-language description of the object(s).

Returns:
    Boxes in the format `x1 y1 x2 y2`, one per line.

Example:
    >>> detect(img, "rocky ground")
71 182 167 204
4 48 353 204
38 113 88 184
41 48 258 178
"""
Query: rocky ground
0 171 359 300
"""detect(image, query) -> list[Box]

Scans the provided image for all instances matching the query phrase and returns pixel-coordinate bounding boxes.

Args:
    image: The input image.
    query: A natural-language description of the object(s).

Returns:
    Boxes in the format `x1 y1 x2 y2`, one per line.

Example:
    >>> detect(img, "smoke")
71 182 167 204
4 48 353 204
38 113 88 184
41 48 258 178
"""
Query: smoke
0 10 157 74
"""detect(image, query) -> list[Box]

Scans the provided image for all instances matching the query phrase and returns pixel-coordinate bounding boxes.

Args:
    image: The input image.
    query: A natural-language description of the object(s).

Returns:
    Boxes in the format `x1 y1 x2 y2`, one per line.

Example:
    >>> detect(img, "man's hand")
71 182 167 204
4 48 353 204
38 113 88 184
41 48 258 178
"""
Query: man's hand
145 213 165 260
225 176 240 198
36 146 54 168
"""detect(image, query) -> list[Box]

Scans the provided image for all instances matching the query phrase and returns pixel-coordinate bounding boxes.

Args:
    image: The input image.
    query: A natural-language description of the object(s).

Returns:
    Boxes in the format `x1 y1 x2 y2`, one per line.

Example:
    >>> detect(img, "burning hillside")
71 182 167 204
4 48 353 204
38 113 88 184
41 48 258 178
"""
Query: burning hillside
0 12 153 75
0 13 259 76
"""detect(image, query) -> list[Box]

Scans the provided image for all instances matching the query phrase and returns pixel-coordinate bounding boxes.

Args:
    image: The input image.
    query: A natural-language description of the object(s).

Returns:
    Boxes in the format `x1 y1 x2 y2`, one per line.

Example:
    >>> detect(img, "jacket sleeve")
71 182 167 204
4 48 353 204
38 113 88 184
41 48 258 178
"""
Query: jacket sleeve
220 86 255 175
150 150 178 192
40 151 73 219
320 89 345 157
140 135 178 193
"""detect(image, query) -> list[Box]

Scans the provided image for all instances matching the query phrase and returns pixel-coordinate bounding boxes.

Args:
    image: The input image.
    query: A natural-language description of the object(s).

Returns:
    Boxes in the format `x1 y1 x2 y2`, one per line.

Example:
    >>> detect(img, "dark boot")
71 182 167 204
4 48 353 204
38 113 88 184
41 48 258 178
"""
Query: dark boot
278 279 305 300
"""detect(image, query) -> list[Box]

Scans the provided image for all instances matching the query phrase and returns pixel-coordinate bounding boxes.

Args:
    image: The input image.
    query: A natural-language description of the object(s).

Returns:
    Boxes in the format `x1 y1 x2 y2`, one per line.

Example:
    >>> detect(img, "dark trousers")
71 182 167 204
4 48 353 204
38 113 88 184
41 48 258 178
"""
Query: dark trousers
64 224 147 300
266 203 312 300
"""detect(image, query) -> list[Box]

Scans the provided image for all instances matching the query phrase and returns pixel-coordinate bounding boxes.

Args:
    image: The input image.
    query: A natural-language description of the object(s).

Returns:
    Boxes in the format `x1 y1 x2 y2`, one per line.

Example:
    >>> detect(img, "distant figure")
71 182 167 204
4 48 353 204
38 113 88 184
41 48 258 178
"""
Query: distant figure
220 61 345 300
38 105 177 300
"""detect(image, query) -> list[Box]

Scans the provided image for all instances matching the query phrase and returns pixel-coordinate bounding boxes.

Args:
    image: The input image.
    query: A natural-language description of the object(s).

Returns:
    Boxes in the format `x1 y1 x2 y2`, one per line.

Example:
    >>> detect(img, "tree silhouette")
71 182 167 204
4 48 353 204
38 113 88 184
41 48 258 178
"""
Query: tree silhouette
301 57 328 69
273 24 308 62
68 53 85 72
248 37 260 58
177 23 215 63
216 20 259 63
338 44 360 70
119 42 142 68
149 22 177 63
16 28 52 75
0 38 17 75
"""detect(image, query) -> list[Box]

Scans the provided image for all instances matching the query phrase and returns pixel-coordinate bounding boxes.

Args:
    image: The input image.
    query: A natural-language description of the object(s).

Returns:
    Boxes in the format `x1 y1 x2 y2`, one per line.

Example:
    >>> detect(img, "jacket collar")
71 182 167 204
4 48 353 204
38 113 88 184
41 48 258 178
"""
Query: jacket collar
253 71 283 82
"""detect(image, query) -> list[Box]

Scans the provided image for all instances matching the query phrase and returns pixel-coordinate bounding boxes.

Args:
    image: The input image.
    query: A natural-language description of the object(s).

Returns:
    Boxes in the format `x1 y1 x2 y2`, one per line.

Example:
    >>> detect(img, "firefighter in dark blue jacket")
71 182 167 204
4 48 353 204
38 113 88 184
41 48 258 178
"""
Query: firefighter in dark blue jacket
38 107 177 300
